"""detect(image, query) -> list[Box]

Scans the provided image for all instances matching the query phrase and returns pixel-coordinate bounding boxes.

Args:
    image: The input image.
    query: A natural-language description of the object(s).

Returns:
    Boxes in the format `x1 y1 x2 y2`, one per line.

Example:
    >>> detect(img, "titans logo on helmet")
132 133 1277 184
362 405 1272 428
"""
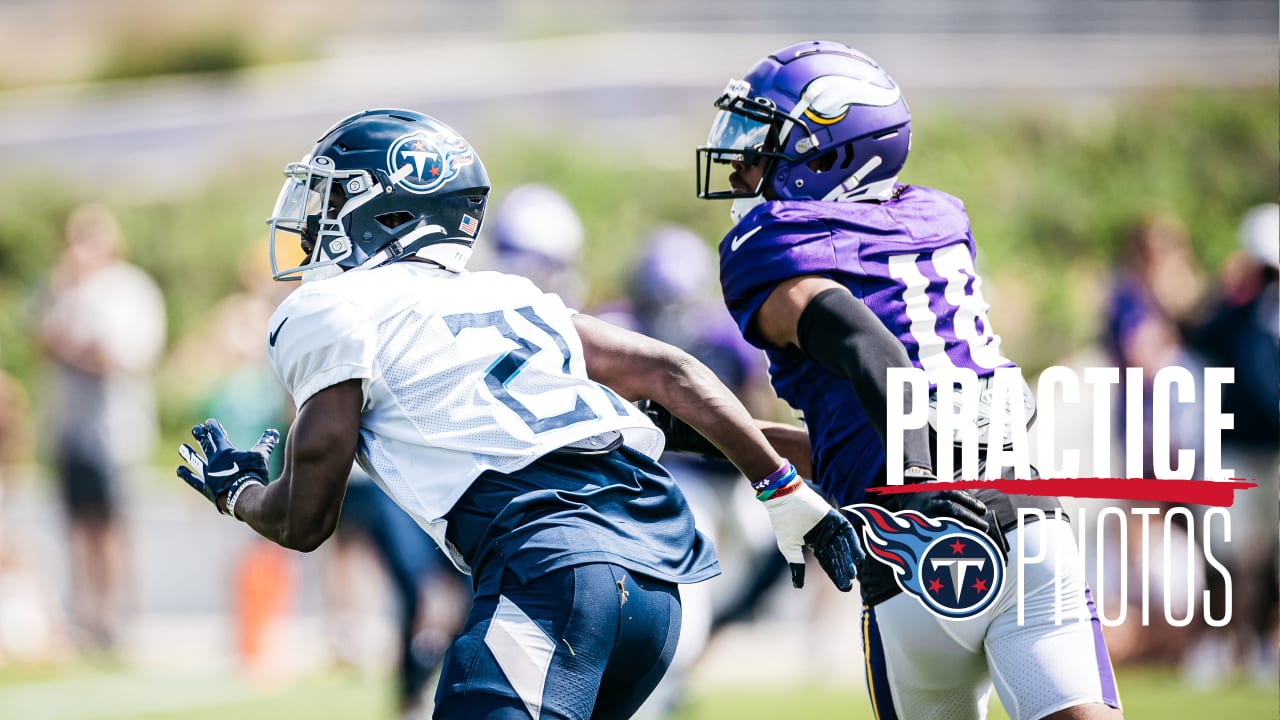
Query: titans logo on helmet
387 131 475 194
844 503 1004 619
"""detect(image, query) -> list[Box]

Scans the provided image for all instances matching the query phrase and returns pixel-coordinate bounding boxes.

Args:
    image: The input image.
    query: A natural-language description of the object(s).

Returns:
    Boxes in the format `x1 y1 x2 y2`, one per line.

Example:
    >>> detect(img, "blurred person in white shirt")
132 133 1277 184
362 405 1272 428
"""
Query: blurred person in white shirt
38 203 165 653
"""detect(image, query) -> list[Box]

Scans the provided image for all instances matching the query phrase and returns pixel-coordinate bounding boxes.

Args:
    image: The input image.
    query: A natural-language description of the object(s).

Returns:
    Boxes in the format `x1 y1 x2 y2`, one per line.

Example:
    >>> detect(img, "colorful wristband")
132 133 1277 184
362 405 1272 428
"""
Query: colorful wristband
757 478 802 501
753 462 799 500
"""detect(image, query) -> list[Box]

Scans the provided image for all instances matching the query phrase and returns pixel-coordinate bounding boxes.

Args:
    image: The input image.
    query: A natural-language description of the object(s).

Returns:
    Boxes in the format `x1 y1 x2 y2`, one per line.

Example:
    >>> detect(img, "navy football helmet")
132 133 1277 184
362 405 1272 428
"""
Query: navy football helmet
697 41 911 213
268 109 490 281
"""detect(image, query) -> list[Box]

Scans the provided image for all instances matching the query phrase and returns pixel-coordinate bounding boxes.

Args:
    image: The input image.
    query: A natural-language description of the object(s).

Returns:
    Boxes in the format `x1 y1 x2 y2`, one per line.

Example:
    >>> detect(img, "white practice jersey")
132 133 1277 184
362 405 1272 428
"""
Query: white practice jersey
266 262 664 571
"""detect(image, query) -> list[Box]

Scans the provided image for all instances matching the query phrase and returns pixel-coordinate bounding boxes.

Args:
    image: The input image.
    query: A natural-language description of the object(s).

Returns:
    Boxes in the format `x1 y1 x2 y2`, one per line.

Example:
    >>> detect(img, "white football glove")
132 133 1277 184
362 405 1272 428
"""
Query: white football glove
761 478 862 591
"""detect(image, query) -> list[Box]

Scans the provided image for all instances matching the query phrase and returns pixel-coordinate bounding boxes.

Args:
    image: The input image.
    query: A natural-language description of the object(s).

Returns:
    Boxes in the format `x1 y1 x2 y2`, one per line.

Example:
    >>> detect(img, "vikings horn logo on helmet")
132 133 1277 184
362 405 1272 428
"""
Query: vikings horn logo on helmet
387 131 475 194
800 74 903 125
844 503 1004 619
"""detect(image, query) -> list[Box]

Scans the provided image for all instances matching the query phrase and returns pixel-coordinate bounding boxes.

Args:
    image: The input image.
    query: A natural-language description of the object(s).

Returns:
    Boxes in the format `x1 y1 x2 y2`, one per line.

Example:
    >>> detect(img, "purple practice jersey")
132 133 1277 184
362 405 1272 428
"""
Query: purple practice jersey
718 185 1013 506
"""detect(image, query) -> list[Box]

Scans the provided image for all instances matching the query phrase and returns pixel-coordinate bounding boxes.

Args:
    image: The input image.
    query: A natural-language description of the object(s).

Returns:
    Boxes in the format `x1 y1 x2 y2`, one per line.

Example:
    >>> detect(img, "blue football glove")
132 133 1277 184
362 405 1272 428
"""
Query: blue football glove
761 479 863 592
176 418 279 515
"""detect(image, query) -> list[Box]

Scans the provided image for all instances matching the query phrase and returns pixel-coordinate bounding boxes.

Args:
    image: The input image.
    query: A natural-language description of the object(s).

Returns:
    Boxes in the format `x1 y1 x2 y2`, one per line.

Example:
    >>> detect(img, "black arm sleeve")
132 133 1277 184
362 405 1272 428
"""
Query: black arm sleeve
795 287 933 471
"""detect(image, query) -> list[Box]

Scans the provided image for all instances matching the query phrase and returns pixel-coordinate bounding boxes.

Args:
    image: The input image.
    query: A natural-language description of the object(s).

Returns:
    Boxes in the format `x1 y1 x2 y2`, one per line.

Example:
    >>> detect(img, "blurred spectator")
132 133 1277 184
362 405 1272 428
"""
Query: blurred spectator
483 183 587 308
1104 212 1205 479
1099 212 1211 666
37 203 165 653
598 225 774 417
1182 203 1280 686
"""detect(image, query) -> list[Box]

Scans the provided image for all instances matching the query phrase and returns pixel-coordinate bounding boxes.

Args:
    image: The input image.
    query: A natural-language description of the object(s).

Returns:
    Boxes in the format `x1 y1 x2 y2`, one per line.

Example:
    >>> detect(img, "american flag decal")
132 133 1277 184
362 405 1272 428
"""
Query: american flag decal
459 214 479 237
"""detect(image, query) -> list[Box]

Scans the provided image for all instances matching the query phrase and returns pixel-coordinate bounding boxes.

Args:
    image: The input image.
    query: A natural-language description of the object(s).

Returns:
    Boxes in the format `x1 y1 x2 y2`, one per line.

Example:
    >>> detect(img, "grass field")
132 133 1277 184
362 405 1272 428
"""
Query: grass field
1 662 1275 720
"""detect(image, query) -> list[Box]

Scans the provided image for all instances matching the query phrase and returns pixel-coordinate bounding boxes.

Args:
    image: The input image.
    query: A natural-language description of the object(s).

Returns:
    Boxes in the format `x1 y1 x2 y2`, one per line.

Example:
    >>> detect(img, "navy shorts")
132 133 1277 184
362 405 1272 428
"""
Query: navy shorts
56 446 117 524
434 562 682 719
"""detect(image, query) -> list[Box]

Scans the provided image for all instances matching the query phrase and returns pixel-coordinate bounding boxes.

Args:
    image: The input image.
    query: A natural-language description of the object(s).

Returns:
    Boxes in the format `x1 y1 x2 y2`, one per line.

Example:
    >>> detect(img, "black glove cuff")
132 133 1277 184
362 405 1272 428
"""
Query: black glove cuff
638 400 727 459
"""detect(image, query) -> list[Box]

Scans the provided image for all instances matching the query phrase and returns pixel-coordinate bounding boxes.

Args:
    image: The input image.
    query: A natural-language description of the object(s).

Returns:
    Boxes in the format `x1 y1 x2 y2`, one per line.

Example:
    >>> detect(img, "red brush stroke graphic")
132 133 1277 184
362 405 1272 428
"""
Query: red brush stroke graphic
867 478 1258 507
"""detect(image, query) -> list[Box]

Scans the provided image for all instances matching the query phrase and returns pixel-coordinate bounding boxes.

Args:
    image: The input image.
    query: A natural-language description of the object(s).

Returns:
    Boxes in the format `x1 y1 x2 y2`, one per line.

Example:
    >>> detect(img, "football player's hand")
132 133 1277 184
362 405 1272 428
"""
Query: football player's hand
176 418 279 514
760 473 862 592
882 468 990 535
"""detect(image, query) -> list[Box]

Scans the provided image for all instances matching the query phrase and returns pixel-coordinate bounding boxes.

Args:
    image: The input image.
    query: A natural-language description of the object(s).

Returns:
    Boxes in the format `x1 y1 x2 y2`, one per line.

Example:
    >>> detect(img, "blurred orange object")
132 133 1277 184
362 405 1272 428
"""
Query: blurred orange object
234 539 297 674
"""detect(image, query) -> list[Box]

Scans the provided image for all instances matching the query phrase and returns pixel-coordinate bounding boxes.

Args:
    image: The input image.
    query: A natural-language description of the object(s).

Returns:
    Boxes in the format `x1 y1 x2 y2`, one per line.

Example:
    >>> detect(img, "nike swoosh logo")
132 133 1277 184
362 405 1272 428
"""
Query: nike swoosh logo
208 463 240 477
269 317 288 347
730 226 763 251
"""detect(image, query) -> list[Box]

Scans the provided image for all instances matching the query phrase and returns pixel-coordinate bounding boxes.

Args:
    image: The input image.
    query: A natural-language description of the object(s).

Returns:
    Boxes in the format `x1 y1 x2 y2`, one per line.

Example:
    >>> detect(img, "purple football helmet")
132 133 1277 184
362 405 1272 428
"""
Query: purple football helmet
697 40 911 208
629 225 715 314
484 183 586 302
489 183 584 266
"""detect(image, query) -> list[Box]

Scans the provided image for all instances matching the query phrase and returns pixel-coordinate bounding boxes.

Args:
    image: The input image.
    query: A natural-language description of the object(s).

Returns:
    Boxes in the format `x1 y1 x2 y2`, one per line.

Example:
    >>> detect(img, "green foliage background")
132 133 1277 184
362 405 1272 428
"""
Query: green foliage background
0 88 1275 462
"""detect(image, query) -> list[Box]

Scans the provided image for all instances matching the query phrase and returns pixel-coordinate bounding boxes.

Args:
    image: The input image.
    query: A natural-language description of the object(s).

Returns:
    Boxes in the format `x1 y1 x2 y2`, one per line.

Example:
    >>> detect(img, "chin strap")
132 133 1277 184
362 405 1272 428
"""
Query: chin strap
356 223 451 272
823 170 897 204
730 195 767 224
300 264 343 284
357 239 405 271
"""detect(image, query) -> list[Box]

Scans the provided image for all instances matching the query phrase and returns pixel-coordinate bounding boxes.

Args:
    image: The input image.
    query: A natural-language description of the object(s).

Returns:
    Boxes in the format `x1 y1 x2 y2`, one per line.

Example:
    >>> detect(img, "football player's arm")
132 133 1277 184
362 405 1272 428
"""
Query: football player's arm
635 399 815 477
574 313 784 480
756 420 813 479
573 312 860 591
754 275 933 472
227 380 362 552
756 276 989 531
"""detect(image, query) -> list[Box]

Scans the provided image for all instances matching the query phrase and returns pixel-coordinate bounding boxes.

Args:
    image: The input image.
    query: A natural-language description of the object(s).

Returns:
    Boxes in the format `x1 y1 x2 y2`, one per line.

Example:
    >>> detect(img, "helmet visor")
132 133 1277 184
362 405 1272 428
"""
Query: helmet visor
269 162 327 233
696 109 777 200
696 79 785 200
267 160 355 281
704 109 771 161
